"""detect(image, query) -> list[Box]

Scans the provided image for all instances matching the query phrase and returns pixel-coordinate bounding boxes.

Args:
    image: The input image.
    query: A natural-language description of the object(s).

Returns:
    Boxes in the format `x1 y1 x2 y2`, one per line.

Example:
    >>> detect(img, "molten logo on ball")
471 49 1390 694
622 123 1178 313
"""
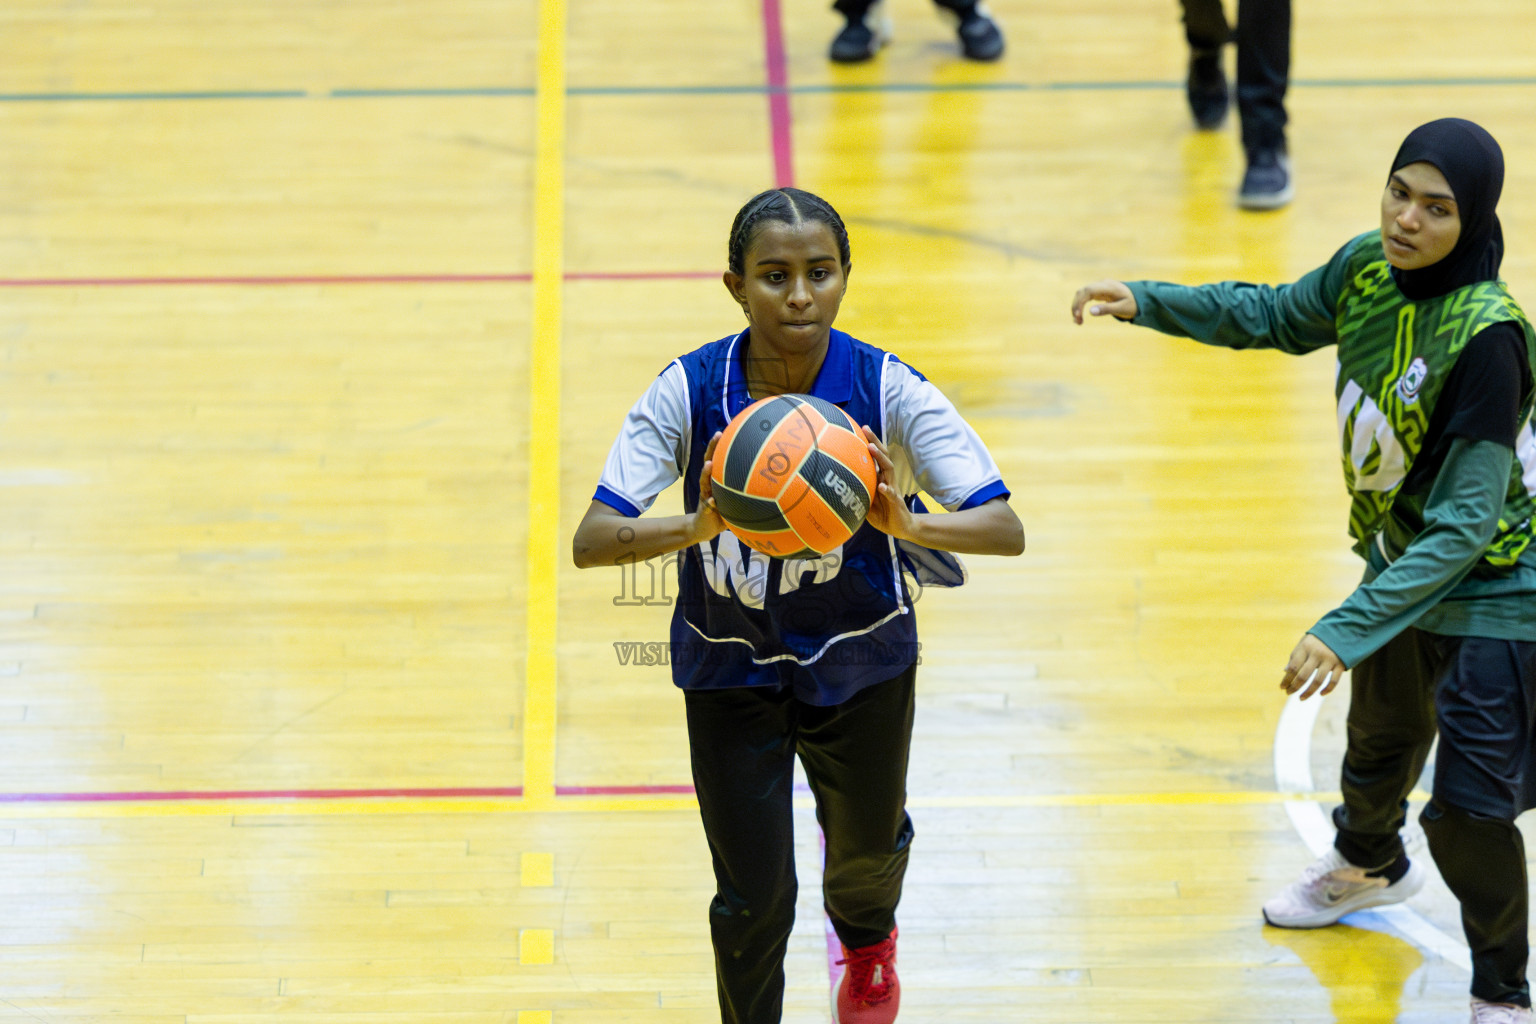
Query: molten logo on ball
822 468 867 521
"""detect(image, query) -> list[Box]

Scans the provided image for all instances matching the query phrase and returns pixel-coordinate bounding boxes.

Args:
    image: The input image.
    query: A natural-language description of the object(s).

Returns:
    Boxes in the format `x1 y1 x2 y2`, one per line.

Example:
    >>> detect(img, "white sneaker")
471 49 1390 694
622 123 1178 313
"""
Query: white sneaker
1262 848 1426 928
1471 998 1534 1023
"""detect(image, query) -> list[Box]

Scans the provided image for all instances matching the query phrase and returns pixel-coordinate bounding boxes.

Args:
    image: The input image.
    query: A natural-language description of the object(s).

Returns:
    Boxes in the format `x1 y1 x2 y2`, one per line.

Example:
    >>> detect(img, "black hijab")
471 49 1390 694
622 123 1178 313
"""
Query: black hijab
1387 117 1505 300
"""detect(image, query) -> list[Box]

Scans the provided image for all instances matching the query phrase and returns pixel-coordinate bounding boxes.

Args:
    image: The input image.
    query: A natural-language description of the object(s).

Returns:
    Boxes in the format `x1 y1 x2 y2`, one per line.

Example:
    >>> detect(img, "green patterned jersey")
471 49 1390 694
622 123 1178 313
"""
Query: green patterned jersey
1332 232 1536 565
1125 237 1536 659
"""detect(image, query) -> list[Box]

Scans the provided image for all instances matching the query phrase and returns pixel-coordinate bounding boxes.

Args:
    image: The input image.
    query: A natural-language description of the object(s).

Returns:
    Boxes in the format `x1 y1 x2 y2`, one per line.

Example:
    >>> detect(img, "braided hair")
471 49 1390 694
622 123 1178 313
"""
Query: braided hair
727 188 852 276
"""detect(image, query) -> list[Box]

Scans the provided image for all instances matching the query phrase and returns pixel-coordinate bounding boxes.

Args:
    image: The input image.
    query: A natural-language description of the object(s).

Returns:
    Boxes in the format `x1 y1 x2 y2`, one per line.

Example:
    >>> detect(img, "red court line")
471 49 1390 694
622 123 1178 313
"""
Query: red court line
761 0 795 188
0 274 531 287
0 786 525 803
755 0 824 956
576 271 718 281
0 270 719 288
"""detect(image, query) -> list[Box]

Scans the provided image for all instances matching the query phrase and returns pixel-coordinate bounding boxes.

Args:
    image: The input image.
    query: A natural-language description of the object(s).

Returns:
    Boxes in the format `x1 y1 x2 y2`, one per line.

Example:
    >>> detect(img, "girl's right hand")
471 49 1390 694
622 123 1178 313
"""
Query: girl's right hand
1281 633 1346 701
693 432 728 543
1070 280 1138 324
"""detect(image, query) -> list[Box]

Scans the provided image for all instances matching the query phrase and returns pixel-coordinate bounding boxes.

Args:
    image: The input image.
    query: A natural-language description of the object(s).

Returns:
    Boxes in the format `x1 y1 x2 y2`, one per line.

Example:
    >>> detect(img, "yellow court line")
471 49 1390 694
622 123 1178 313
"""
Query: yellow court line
520 851 556 886
518 928 556 965
0 790 1434 820
521 0 567 808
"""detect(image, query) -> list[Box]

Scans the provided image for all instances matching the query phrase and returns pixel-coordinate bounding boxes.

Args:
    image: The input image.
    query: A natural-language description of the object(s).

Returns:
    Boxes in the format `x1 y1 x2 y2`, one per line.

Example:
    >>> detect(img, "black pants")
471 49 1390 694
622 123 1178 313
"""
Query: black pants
1333 628 1536 1007
834 0 979 19
1331 627 1440 869
684 666 917 1024
1179 0 1290 151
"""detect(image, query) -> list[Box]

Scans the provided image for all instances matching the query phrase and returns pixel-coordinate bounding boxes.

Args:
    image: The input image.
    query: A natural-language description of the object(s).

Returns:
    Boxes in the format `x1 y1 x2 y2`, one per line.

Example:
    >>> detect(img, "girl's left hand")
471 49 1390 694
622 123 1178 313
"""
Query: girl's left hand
693 432 728 543
860 426 916 542
1281 633 1346 700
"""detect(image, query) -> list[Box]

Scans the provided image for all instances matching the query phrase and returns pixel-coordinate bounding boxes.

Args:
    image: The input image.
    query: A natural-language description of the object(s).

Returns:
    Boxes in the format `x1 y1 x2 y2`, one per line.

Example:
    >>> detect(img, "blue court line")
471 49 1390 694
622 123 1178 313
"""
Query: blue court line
0 89 310 102
2 76 1534 103
535 76 1536 96
331 86 535 97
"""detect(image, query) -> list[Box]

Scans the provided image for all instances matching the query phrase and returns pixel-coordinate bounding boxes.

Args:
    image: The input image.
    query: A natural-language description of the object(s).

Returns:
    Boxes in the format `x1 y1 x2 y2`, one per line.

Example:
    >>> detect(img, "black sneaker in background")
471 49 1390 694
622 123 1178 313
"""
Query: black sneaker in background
1239 147 1294 210
955 5 1004 61
1186 49 1228 129
830 3 890 63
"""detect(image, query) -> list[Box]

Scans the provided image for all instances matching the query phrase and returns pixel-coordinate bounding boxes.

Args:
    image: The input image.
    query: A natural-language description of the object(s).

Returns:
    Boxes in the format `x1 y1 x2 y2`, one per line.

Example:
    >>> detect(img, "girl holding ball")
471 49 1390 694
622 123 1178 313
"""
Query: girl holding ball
573 186 1022 1024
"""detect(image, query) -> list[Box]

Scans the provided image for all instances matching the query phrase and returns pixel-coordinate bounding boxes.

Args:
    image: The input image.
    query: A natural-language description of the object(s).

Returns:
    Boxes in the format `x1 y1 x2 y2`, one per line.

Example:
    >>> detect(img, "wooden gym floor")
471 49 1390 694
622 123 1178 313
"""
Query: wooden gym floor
2 0 1535 1020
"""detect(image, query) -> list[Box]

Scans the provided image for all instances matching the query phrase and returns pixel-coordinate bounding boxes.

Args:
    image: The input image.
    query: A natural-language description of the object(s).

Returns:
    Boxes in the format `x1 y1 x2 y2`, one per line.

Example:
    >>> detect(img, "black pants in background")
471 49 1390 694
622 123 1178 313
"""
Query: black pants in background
1179 0 1290 152
833 0 980 20
684 665 917 1024
1332 627 1536 1008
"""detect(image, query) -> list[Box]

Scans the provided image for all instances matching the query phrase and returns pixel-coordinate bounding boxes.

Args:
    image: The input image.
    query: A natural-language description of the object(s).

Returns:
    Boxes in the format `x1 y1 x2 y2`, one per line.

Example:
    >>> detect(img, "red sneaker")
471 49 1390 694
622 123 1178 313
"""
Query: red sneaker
834 927 899 1024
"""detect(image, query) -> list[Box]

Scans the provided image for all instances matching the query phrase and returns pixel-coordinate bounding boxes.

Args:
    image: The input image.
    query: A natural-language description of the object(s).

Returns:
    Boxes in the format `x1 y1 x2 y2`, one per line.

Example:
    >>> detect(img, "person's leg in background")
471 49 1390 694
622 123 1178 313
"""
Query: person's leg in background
829 0 1003 63
1234 0 1293 208
932 0 1004 61
829 0 893 62
1179 0 1231 129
